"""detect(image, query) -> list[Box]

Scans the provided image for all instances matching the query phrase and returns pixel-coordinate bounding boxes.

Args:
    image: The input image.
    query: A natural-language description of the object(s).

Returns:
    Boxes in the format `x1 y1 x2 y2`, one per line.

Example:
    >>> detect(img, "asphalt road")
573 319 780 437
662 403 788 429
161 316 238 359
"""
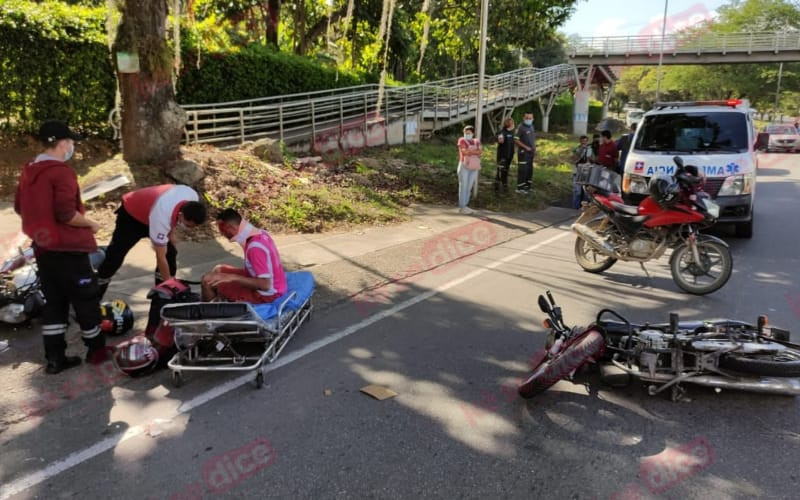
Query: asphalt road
1 154 799 499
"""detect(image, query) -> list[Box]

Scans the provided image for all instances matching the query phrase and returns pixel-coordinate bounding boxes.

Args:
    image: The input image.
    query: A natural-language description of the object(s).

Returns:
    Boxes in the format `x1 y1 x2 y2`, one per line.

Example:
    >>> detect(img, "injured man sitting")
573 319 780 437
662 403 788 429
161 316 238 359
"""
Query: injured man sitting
202 208 287 303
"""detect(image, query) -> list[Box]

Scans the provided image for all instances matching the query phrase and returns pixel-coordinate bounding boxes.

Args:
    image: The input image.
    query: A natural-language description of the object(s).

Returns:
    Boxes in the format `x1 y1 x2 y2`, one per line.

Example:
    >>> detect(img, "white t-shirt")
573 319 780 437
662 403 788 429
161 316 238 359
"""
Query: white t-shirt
149 185 198 246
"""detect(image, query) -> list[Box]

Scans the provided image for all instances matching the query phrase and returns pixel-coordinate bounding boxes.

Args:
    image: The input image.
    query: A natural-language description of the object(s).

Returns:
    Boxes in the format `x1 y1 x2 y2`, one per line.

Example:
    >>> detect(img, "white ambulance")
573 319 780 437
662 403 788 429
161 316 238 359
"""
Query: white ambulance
621 99 757 238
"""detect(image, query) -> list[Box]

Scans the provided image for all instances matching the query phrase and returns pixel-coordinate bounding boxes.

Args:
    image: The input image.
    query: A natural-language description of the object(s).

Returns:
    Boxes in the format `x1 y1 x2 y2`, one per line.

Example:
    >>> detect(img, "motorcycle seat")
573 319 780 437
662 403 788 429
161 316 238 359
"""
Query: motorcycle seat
611 201 640 216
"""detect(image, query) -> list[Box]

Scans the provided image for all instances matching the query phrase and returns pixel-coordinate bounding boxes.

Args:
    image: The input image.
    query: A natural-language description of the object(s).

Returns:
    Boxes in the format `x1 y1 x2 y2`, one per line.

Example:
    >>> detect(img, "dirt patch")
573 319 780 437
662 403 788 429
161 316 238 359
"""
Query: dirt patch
0 133 418 242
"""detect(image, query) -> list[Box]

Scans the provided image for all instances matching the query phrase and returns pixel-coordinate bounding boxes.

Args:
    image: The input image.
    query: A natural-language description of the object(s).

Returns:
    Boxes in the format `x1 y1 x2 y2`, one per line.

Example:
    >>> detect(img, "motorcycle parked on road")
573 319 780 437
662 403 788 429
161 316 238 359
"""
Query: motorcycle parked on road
518 292 800 402
571 157 732 295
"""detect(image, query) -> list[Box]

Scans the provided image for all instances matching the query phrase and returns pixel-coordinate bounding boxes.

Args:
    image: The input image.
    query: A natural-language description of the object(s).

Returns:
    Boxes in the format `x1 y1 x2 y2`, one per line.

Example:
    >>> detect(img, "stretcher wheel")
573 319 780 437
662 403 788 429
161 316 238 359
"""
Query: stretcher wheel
173 371 183 388
255 371 264 389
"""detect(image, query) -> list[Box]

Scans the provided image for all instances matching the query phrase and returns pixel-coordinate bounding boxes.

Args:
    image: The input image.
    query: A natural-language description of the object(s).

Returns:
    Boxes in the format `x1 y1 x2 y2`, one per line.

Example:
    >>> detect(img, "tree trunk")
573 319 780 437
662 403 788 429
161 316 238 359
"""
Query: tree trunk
266 0 280 48
294 1 306 55
113 0 185 165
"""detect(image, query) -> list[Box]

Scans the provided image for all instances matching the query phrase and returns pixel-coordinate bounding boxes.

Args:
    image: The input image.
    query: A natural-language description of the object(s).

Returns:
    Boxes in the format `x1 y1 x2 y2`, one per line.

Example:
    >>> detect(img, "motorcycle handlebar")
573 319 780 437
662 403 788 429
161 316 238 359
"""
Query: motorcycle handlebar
595 308 633 348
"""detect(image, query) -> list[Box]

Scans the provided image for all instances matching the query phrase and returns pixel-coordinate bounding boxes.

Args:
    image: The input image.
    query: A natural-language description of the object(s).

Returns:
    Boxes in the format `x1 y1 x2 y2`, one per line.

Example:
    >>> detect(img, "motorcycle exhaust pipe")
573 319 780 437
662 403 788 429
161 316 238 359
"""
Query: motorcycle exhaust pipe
611 360 800 396
571 223 616 257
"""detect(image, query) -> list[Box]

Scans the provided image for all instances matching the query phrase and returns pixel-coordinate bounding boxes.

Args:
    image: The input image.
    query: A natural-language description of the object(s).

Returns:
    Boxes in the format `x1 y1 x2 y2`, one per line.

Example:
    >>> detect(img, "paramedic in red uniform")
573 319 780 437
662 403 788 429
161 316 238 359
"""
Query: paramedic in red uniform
14 121 107 373
96 184 207 298
202 208 287 303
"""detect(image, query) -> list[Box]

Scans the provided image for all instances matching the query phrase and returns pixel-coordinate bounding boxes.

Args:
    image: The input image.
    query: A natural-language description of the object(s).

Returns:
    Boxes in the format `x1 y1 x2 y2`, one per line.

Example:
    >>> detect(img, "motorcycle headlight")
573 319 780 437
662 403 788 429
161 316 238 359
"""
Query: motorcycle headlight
717 174 754 196
702 198 720 219
625 174 649 195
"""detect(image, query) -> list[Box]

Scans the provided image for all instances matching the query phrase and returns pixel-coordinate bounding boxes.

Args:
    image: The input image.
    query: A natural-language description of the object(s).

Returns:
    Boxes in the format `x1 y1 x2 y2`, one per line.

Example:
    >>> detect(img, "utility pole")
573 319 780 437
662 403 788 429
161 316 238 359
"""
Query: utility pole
655 0 669 103
473 0 489 198
775 62 784 119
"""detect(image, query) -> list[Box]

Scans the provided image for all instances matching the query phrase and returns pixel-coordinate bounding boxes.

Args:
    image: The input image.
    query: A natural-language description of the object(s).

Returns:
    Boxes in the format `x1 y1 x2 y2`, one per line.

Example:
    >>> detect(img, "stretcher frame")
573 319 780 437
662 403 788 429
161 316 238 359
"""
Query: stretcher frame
162 290 313 388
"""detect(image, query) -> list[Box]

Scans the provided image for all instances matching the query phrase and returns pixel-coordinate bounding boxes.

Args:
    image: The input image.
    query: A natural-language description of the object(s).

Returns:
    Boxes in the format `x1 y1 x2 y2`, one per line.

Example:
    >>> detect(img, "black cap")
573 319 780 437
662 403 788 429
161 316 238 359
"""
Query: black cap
38 121 82 145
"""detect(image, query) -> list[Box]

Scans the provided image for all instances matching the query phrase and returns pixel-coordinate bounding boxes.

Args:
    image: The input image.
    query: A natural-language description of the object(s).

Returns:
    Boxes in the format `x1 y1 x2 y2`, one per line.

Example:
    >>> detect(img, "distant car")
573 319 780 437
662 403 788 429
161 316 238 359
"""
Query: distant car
626 108 645 127
762 124 800 153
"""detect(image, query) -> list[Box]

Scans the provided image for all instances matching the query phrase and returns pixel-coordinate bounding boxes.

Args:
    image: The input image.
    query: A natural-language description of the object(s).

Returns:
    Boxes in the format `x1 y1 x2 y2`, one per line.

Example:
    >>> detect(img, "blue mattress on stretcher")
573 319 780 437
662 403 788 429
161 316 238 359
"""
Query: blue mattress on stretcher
252 271 315 321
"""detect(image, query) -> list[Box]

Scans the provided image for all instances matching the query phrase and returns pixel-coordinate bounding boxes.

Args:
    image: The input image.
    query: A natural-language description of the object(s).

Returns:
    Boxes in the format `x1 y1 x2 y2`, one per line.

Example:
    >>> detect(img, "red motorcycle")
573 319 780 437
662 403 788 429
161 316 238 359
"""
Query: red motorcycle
571 157 732 295
518 291 800 401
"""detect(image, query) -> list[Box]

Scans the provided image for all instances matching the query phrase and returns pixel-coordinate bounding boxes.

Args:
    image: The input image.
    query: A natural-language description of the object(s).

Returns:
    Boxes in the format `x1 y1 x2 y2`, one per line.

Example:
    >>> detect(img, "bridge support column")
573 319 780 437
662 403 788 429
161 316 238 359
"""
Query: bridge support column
572 65 595 136
538 92 559 133
595 66 616 120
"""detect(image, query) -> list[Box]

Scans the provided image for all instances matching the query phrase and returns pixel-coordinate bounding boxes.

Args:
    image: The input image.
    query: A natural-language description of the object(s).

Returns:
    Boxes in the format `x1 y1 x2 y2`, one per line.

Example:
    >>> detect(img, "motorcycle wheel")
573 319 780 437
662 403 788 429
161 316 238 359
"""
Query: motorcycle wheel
518 331 604 399
669 239 732 295
574 219 617 273
720 347 800 377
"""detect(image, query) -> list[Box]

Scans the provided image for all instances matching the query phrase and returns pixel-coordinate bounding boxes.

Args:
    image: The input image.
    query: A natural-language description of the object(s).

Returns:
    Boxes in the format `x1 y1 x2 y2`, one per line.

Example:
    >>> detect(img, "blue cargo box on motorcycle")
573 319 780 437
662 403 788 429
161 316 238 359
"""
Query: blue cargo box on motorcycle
575 163 621 193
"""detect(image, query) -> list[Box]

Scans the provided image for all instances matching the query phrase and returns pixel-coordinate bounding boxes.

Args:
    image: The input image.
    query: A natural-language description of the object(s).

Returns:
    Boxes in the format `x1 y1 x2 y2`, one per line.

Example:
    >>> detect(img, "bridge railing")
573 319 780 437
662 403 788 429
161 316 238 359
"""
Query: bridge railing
181 64 575 146
567 31 800 57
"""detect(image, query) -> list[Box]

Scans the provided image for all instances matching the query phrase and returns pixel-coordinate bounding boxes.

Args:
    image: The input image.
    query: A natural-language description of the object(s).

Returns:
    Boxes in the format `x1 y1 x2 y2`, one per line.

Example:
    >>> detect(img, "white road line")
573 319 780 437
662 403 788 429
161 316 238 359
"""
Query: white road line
0 229 569 499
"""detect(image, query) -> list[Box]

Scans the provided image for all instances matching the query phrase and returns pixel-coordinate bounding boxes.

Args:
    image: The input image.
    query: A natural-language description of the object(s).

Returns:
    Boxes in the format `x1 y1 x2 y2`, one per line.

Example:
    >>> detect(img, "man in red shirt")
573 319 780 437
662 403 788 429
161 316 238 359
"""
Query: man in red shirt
14 121 106 373
597 130 619 173
97 185 206 289
96 184 207 333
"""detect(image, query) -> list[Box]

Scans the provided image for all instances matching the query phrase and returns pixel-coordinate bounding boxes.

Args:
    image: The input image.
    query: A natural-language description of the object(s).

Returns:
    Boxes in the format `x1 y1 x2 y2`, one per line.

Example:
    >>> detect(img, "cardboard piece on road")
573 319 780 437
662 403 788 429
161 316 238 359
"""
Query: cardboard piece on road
360 384 398 401
323 389 333 396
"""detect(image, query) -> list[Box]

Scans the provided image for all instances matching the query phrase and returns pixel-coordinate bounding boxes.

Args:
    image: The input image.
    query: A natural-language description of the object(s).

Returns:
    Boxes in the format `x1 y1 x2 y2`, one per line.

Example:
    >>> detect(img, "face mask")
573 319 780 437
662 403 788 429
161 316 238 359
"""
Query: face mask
524 119 533 126
231 221 256 247
64 143 74 161
464 133 473 140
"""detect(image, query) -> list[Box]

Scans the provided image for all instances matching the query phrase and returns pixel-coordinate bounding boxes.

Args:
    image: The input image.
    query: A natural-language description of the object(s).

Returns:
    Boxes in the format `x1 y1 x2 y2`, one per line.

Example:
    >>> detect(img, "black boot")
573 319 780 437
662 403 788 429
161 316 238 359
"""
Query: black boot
44 335 81 374
83 329 109 364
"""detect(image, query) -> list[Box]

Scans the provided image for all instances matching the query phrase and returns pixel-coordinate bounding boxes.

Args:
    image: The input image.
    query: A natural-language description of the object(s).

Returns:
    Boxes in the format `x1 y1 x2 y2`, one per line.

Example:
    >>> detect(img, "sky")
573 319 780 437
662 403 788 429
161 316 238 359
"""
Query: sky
560 0 730 38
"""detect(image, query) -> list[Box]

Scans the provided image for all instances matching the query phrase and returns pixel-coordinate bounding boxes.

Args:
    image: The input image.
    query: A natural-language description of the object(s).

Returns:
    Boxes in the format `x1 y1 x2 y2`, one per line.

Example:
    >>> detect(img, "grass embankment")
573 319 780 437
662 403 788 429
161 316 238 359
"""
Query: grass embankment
235 132 577 233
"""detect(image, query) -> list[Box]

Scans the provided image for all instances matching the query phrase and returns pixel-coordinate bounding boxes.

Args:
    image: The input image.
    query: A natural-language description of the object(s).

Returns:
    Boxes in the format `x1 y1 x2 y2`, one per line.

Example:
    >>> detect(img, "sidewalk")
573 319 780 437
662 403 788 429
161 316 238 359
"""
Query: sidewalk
1 202 576 312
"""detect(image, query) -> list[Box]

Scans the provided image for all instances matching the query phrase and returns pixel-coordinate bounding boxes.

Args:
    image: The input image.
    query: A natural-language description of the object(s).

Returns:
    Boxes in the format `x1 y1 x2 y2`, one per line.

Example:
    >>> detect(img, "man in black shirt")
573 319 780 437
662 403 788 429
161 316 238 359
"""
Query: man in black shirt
495 117 515 194
514 112 536 194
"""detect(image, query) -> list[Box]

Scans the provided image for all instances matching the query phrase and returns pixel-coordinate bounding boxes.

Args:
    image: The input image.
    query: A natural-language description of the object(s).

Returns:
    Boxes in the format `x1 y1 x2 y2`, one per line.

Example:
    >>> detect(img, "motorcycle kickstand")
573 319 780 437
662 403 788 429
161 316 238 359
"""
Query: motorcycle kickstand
639 262 652 280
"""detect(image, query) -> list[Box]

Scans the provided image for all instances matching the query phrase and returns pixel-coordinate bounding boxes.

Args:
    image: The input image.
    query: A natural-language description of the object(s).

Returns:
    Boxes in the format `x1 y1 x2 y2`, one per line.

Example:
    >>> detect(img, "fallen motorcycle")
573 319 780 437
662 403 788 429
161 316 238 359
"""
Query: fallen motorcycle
0 174 130 325
571 157 732 295
518 291 800 401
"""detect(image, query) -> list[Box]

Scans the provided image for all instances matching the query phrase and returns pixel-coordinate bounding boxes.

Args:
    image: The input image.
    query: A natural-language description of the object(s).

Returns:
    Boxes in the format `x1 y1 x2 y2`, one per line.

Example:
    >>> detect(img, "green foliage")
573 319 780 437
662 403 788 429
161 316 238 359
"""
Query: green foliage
0 0 115 132
176 44 374 104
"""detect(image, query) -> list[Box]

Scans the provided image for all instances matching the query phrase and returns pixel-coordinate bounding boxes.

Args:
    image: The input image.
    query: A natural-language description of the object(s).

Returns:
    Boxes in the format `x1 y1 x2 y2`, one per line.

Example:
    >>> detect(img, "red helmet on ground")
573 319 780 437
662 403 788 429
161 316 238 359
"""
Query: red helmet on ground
112 335 159 377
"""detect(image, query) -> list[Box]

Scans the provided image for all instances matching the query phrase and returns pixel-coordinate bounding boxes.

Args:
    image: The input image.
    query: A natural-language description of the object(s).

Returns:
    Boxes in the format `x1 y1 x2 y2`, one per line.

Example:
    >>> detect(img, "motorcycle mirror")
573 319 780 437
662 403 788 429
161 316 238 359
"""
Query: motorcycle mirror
673 156 684 169
538 295 551 314
669 313 679 334
546 290 556 308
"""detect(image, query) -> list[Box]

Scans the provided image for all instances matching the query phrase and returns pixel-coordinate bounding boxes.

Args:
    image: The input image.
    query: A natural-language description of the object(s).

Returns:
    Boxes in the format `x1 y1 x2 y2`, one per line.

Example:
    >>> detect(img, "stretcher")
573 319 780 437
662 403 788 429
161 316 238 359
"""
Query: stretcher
163 271 314 388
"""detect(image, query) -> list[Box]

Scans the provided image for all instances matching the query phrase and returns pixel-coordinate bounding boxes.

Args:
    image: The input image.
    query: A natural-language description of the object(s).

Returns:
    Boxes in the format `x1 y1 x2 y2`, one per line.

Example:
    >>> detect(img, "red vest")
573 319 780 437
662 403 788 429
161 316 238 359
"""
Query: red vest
122 184 174 224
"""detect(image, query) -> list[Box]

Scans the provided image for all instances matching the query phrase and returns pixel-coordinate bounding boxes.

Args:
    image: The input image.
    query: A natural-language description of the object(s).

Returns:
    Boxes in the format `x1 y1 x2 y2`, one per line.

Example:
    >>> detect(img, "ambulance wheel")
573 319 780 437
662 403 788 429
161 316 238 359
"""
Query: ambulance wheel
734 217 753 239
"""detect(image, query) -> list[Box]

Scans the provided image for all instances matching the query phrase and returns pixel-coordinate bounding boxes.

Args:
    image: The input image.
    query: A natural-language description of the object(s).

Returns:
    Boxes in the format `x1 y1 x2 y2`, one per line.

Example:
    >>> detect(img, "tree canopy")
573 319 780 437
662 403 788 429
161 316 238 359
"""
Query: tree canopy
184 0 580 81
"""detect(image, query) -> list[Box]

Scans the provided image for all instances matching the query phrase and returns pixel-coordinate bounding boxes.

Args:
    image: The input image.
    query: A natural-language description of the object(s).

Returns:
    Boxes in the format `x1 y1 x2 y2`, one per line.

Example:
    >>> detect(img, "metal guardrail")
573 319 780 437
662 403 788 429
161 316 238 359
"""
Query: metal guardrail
567 31 800 57
181 64 575 147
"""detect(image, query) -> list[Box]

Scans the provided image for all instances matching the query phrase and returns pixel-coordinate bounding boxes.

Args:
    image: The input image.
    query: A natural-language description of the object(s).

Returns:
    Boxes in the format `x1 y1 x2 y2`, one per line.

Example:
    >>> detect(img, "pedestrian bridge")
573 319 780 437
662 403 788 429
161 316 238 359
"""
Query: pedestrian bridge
181 65 576 151
567 31 800 65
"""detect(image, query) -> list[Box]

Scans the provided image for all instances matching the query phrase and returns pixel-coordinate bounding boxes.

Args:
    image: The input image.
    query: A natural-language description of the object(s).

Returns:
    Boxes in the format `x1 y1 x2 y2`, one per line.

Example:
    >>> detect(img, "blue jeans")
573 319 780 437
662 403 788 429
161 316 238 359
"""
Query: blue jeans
572 174 587 209
457 163 479 208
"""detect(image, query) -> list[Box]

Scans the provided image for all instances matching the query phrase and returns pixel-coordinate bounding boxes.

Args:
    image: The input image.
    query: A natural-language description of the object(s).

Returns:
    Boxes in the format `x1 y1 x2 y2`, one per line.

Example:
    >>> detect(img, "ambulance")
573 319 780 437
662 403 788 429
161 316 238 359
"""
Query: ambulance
621 99 757 238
